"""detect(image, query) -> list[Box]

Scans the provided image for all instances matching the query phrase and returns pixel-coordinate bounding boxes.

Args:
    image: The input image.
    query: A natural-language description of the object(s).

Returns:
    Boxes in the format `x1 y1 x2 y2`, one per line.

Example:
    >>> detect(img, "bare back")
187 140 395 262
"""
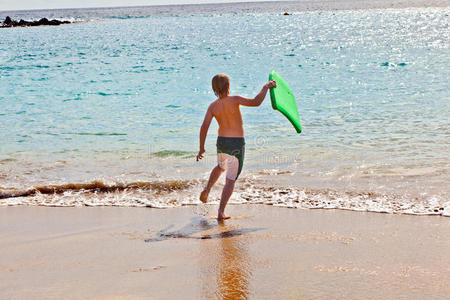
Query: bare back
210 96 244 137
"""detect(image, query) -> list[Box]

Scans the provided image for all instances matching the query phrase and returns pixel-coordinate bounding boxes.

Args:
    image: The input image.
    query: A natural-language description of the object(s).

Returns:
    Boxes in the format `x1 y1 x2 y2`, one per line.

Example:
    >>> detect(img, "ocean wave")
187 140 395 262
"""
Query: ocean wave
0 179 448 216
107 15 150 20
0 179 195 200
236 184 449 216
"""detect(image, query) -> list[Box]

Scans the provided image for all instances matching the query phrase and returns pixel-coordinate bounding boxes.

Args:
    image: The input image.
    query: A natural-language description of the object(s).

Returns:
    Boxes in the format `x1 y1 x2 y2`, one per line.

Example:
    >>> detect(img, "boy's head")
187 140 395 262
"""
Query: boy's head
212 74 230 98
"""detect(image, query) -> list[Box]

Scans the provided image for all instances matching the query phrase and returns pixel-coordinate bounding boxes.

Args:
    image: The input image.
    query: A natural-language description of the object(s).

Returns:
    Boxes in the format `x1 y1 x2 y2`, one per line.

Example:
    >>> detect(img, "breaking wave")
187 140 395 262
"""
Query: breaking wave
0 179 448 216
0 180 194 200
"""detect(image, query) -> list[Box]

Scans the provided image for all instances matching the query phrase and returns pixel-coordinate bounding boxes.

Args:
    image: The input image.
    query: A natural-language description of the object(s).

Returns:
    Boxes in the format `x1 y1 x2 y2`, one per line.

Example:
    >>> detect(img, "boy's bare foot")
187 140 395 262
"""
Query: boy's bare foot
200 190 209 203
217 214 230 220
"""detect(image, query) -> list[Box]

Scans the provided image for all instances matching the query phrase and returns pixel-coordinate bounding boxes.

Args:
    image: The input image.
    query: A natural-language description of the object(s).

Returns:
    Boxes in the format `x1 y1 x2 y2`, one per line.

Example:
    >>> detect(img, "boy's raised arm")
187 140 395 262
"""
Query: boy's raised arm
196 105 213 161
233 80 276 107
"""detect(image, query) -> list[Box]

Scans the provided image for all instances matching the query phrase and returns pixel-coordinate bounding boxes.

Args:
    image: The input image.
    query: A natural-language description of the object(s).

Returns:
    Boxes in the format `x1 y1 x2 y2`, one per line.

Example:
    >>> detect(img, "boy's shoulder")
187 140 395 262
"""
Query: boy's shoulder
208 95 242 110
214 95 242 103
206 99 218 115
208 98 219 108
209 96 236 107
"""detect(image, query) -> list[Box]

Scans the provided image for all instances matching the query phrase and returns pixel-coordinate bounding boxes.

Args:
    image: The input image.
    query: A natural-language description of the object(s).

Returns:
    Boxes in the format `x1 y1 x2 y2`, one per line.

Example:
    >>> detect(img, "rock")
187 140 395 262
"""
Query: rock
37 18 49 25
1 16 71 28
284 12 290 15
48 19 69 25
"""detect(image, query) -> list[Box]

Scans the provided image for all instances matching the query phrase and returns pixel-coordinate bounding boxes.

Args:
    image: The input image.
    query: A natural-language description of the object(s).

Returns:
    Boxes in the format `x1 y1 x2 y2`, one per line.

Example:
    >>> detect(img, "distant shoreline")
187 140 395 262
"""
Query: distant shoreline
1 0 449 16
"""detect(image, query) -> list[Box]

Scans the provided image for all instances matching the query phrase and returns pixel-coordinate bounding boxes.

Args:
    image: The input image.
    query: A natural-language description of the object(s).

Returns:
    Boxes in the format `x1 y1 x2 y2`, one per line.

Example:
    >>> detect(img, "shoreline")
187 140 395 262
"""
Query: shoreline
1 0 449 15
2 202 450 218
1 177 448 216
2 205 449 299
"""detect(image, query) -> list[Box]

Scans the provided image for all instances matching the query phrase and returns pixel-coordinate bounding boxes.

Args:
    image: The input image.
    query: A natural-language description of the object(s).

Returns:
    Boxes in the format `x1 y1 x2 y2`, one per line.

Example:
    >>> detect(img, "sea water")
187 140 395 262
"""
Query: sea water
0 3 449 215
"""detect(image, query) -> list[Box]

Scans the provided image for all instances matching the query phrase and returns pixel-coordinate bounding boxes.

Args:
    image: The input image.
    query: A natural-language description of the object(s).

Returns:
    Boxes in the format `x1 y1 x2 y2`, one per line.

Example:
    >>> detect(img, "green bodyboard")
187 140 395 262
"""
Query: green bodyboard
269 71 302 133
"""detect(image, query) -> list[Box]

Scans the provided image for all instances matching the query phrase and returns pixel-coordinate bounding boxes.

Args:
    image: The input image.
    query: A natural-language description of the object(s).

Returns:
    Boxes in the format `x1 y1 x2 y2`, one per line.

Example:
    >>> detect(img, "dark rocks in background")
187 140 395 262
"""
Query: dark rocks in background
1 16 71 28
4 16 13 24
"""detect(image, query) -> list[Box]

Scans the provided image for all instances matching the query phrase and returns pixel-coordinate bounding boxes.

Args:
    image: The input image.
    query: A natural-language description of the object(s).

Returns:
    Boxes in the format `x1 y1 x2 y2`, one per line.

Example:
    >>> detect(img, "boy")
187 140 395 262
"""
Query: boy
196 74 276 220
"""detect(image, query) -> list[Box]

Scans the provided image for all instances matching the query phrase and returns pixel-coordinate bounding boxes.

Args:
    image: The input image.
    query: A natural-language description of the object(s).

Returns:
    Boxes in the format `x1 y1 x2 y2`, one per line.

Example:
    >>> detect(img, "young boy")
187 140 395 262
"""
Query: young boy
196 74 276 220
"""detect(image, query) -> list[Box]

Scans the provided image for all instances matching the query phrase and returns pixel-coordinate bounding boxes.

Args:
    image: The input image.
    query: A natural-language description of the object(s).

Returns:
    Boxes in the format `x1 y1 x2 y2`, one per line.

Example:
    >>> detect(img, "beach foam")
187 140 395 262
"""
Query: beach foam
1 178 448 216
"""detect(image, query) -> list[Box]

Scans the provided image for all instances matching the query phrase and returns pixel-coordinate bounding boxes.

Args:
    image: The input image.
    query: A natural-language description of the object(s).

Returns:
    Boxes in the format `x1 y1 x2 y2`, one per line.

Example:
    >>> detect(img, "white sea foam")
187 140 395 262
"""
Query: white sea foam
1 178 448 217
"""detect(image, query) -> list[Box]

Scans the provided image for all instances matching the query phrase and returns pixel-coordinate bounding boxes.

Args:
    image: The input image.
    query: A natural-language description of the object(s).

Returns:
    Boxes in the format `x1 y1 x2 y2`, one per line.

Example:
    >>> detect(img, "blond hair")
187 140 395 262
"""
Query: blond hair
212 74 230 98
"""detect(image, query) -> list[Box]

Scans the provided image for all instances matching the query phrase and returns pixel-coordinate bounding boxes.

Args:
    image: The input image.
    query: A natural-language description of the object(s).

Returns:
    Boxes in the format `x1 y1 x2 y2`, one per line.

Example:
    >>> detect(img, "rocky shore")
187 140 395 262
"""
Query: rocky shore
0 16 71 28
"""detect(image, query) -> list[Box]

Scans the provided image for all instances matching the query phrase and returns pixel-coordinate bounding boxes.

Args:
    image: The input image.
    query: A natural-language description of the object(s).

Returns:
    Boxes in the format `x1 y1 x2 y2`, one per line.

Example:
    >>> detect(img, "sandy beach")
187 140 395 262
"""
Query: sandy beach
1 205 449 299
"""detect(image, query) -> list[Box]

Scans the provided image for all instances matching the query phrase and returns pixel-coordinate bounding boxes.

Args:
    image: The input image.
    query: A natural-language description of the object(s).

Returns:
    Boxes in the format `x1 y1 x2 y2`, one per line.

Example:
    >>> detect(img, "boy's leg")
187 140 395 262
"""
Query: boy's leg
200 165 224 203
218 178 235 220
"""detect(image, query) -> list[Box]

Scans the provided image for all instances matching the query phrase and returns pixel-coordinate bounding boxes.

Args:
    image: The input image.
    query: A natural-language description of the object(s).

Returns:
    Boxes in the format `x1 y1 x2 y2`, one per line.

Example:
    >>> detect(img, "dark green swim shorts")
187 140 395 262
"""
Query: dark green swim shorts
216 136 245 180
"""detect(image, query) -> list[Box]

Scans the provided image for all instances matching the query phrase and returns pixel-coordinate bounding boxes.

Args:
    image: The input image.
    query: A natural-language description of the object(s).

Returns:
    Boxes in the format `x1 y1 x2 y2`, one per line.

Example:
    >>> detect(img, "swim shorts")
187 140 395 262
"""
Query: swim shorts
216 136 245 181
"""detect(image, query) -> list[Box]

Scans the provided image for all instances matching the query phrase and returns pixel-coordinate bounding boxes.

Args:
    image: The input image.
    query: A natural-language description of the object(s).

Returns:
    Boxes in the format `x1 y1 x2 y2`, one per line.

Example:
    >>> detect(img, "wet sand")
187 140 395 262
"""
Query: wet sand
1 205 449 299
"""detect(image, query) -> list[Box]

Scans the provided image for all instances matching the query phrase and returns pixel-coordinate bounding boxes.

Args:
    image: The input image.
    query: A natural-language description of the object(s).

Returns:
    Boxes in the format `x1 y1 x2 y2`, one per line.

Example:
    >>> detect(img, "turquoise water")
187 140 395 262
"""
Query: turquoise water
0 5 449 214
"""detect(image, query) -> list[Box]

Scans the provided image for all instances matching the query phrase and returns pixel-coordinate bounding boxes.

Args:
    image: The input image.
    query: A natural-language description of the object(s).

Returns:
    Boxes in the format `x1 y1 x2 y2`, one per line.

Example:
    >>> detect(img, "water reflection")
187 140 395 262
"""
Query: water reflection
145 217 216 242
213 221 251 300
146 217 263 299
145 217 262 242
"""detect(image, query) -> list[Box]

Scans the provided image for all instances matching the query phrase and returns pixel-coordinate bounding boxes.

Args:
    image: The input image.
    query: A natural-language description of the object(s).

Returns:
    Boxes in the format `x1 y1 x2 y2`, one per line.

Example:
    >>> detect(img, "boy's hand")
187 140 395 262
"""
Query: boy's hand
196 149 205 161
265 80 276 89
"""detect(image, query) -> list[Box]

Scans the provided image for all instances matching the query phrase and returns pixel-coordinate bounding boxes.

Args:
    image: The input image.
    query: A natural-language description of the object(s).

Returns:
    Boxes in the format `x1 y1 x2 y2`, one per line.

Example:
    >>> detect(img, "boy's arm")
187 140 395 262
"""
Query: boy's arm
232 80 276 107
196 105 214 161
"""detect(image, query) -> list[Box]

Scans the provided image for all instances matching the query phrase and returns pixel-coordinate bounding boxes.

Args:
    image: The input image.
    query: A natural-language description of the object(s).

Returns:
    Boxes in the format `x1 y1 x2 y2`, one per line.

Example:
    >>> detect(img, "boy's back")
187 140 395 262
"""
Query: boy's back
209 96 244 137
